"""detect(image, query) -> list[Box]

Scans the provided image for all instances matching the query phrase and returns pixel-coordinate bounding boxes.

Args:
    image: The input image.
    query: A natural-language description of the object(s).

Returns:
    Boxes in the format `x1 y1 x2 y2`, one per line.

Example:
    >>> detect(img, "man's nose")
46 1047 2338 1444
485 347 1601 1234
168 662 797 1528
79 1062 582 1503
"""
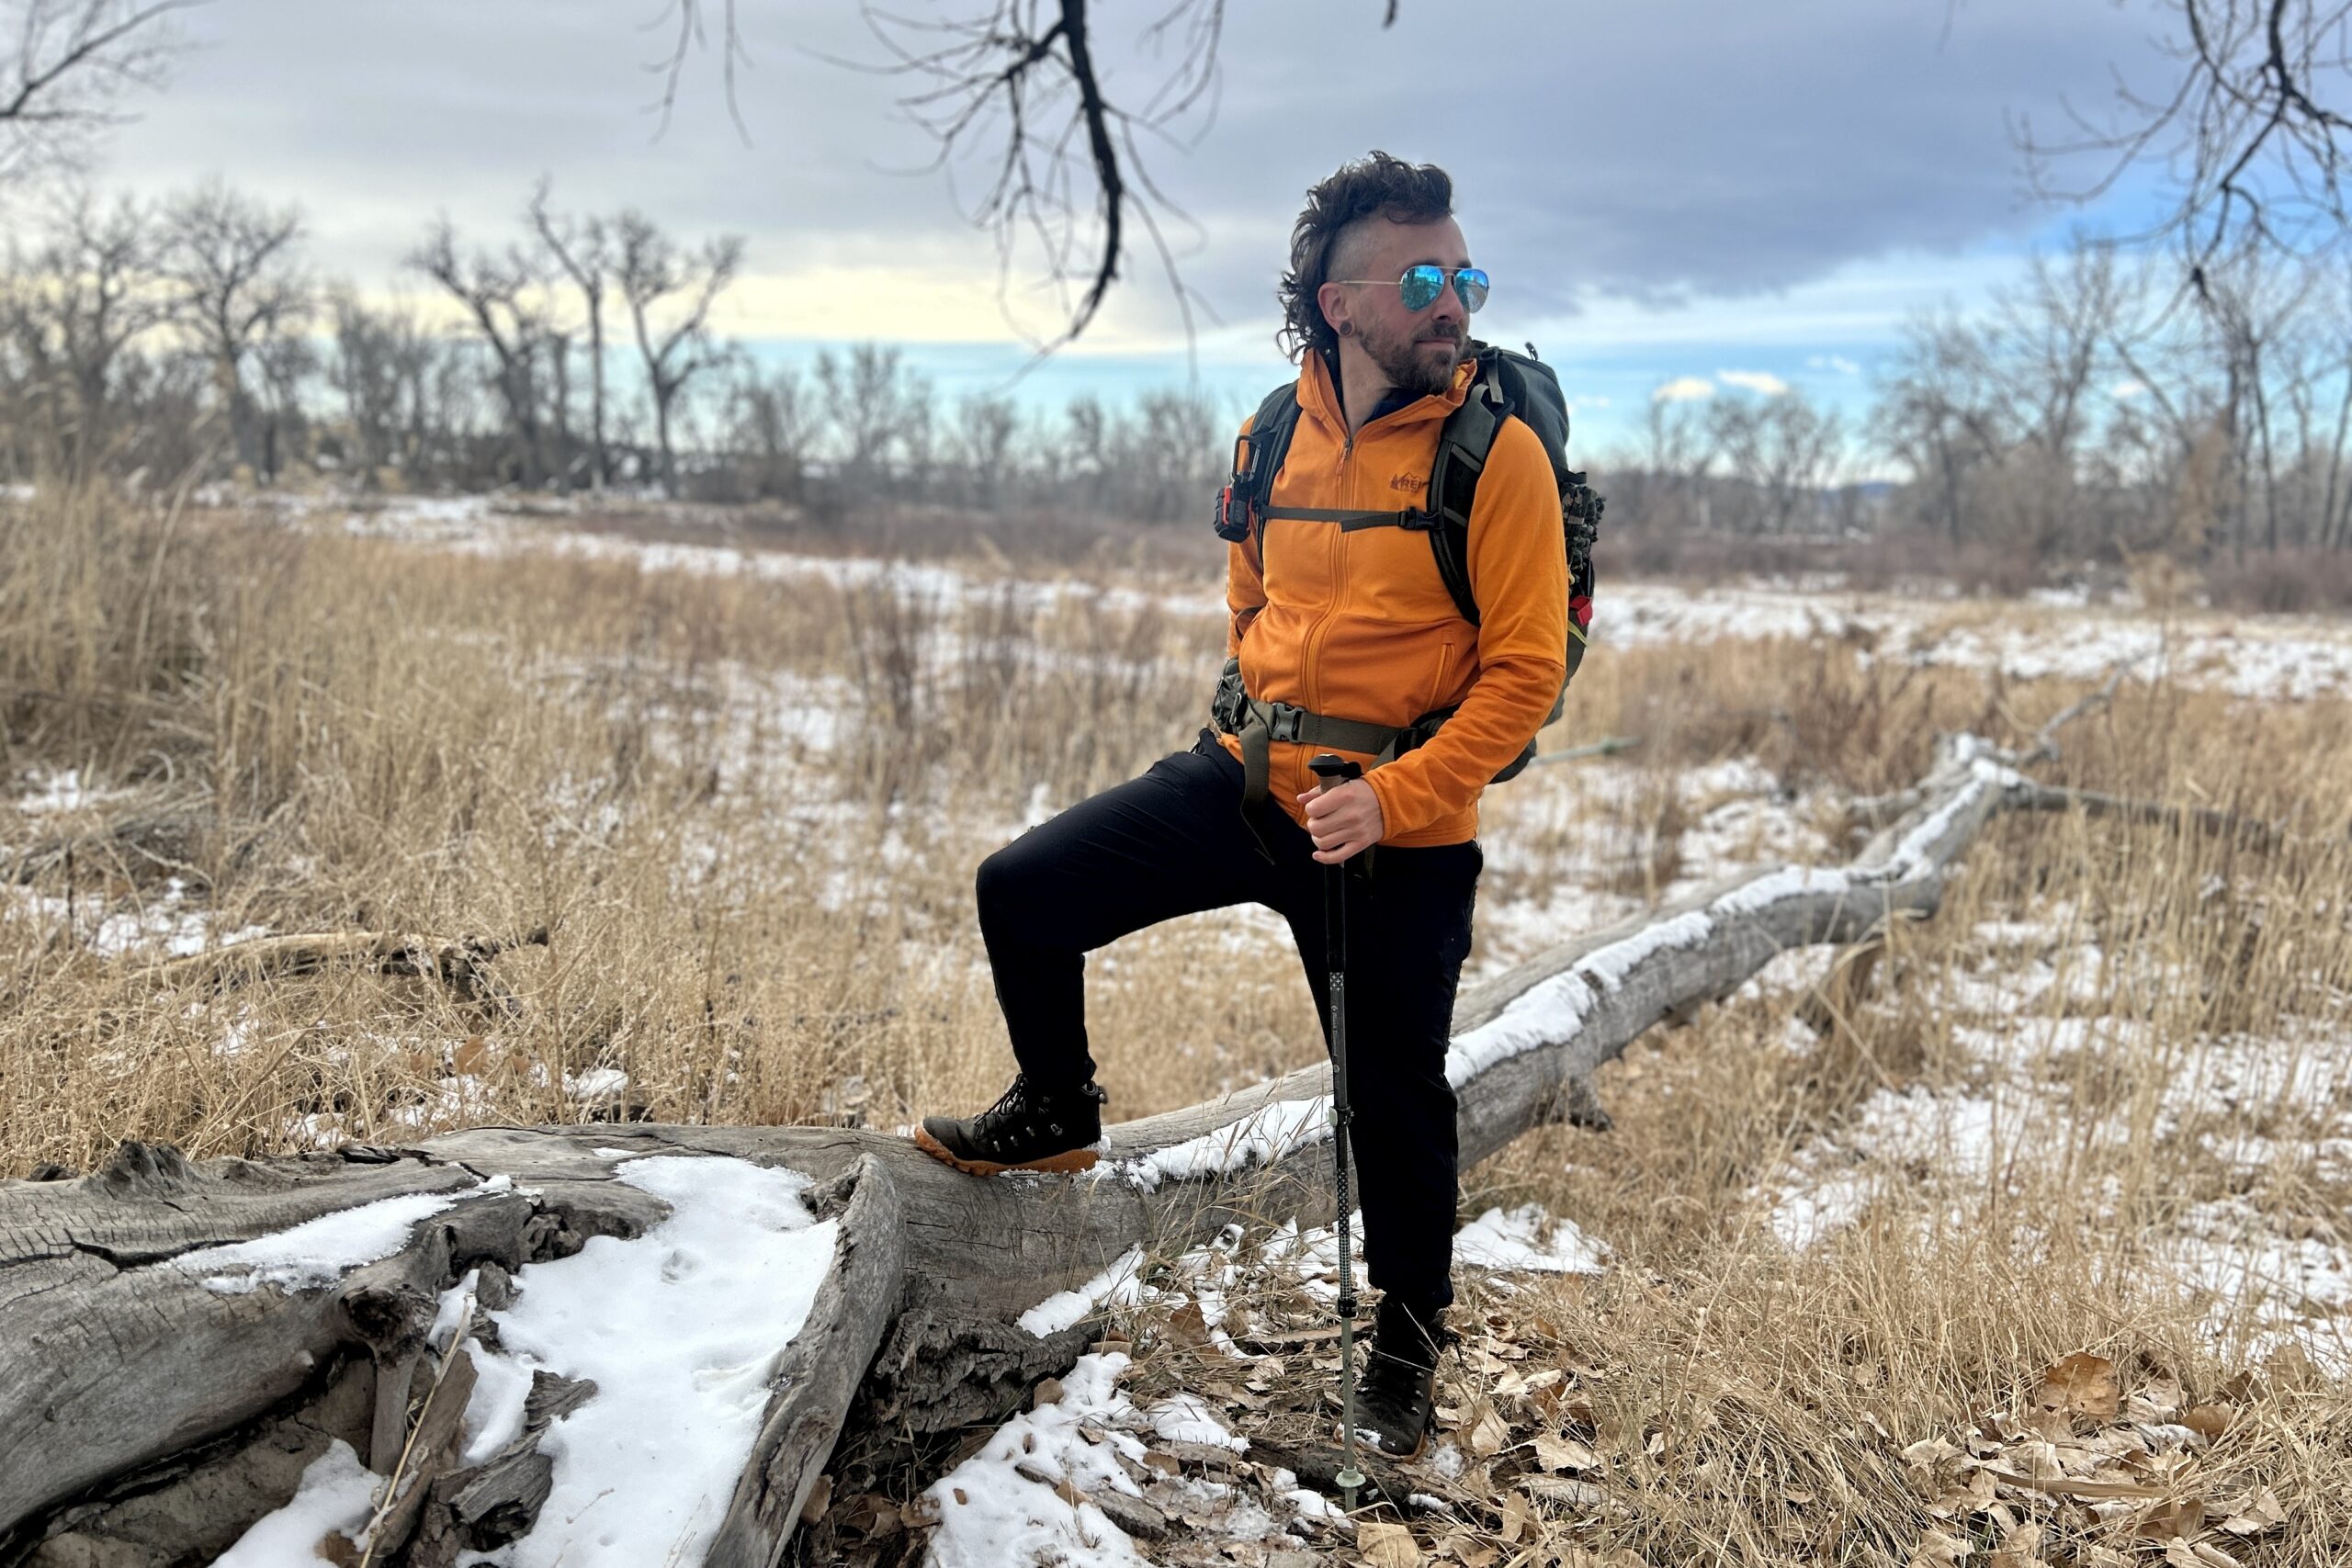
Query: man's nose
1430 286 1464 326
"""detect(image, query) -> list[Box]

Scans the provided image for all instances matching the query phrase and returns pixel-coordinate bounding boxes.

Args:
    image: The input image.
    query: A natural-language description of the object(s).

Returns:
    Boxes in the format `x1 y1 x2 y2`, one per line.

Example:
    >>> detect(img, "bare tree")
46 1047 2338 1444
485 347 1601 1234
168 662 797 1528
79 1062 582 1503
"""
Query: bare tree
952 389 1017 511
1125 387 1220 522
1631 393 1711 534
2196 246 2318 554
1871 314 2007 544
613 209 741 498
0 0 192 189
528 179 613 490
408 216 556 489
0 188 164 479
897 367 937 502
1064 389 1109 507
326 290 443 488
816 342 910 502
726 363 813 504
1705 389 1842 536
154 179 307 481
2025 1 2352 272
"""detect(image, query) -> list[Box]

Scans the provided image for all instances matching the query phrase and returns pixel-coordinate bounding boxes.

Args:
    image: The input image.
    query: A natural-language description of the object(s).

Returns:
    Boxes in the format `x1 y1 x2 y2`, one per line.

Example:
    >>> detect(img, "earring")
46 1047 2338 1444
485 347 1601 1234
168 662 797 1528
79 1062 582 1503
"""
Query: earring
1337 321 1354 338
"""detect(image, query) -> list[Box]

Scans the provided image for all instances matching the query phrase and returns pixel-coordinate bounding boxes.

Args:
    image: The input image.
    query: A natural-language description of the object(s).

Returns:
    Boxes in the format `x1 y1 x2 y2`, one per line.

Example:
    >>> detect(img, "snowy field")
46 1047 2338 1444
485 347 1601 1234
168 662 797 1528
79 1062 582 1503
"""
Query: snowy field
9 492 2348 1563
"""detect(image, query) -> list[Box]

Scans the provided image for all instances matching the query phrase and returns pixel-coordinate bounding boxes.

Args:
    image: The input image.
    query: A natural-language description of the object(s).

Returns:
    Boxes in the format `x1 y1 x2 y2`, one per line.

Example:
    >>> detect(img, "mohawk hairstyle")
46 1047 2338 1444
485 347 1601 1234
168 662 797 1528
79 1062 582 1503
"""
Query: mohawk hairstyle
1276 152 1455 363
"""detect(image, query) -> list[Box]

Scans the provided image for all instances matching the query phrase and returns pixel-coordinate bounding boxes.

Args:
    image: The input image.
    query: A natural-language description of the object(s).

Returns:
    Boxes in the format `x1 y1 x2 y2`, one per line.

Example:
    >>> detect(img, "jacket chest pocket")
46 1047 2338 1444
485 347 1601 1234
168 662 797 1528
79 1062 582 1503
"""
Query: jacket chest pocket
1347 525 1462 624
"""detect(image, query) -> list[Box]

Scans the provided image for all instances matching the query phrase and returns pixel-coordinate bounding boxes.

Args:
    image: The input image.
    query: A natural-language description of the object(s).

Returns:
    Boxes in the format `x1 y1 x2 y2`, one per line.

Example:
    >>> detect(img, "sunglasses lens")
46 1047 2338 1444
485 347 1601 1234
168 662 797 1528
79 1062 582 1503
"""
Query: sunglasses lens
1397 265 1443 310
1455 268 1490 312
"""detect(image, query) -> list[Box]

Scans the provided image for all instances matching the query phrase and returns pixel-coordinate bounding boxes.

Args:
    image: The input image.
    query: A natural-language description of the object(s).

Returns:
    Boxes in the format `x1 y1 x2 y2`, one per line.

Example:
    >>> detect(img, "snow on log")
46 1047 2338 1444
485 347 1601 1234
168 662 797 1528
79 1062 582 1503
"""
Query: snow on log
0 730 2156 1562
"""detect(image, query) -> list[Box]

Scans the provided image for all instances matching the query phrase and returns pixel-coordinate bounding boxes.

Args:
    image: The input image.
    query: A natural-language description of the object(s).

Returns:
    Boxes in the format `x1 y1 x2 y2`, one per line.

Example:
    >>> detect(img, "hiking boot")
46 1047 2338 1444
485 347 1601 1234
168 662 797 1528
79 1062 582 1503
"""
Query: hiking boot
1351 1298 1447 1461
913 1074 1108 1176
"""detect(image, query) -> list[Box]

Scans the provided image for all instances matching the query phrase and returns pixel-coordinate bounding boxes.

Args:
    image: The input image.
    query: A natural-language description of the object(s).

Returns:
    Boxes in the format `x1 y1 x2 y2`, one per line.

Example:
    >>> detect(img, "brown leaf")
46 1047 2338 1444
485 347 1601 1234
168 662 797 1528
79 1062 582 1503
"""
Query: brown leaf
1498 1490 1531 1544
1032 1376 1063 1409
2184 1403 2236 1440
798 1473 833 1525
2035 1353 2120 1419
2219 1483 2288 1534
1531 1432 1600 1472
950 1486 968 1507
1358 1519 1423 1568
454 1034 492 1076
1142 1450 1180 1477
2134 1495 2208 1540
1468 1404 1510 1460
1909 1529 1970 1568
1166 1302 1213 1348
1990 1521 2046 1567
844 1492 899 1539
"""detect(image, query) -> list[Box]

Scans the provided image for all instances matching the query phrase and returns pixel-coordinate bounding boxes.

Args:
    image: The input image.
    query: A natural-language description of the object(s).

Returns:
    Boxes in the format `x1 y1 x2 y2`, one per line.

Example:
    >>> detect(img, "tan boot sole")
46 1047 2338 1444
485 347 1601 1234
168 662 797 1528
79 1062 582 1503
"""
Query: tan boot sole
911 1124 1100 1177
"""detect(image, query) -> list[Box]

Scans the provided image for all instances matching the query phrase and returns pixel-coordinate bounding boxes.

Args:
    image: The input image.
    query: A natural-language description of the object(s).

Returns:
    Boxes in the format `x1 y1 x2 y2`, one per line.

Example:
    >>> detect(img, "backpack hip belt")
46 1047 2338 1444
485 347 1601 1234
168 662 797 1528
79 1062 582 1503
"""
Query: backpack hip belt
1212 656 1441 808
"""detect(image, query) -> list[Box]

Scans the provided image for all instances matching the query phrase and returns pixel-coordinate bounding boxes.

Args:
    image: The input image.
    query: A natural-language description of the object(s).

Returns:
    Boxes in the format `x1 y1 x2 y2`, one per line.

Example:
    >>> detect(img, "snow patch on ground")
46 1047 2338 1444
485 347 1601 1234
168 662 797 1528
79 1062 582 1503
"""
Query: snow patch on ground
15 767 122 815
1 875 271 960
920 1352 1168 1568
1756 904 2352 1369
1453 1204 1607 1274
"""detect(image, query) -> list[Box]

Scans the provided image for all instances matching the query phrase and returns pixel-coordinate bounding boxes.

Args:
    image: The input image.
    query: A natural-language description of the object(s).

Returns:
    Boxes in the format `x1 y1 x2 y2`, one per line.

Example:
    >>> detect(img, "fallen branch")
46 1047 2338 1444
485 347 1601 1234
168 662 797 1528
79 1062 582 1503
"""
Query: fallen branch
1529 734 1641 767
2007 783 2278 847
141 927 549 1015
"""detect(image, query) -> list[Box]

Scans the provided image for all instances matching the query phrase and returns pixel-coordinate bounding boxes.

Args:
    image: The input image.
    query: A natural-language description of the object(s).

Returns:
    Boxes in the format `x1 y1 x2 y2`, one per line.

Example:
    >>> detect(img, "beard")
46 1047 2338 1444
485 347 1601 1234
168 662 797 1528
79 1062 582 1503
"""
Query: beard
1360 317 1466 398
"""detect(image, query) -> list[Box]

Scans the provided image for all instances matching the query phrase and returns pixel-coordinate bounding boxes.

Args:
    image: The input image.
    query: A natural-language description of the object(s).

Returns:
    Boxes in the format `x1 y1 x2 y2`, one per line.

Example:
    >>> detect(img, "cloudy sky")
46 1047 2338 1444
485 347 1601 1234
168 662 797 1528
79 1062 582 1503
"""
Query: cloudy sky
86 0 2178 450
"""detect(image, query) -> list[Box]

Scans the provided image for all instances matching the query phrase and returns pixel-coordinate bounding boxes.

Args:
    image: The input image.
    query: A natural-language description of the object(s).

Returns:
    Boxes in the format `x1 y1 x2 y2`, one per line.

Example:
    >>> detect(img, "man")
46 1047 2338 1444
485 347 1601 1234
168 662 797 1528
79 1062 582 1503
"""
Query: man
912 152 1569 1461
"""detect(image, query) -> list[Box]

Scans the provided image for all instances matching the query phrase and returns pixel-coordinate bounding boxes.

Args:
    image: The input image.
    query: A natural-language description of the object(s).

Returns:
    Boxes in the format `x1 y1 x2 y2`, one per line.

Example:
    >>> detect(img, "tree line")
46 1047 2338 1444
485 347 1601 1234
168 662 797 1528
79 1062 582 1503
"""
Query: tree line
1619 238 2352 574
0 178 1227 523
8 179 2352 574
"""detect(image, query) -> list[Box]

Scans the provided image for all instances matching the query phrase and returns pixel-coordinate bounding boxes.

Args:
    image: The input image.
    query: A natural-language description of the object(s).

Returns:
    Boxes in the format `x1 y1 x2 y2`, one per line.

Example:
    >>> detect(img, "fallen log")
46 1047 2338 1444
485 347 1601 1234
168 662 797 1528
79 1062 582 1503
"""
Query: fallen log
0 728 2198 1564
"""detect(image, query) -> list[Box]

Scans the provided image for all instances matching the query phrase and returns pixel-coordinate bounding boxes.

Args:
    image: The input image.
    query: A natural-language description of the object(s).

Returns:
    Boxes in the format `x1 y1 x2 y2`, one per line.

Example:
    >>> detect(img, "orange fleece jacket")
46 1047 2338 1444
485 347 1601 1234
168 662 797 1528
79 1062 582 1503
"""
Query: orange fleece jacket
1220 351 1569 847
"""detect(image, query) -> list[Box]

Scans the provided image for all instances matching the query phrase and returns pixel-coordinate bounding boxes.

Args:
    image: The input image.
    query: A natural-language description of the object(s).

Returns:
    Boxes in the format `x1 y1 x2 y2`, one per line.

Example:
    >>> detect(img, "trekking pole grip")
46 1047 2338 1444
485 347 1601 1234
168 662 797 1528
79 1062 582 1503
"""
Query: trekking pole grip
1307 753 1363 792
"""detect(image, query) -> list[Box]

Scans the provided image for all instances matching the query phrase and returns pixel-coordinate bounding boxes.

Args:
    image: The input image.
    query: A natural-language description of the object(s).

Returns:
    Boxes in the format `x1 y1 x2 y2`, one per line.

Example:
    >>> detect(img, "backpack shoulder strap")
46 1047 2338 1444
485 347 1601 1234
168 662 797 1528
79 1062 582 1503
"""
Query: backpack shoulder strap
1214 381 1305 555
1424 351 1515 625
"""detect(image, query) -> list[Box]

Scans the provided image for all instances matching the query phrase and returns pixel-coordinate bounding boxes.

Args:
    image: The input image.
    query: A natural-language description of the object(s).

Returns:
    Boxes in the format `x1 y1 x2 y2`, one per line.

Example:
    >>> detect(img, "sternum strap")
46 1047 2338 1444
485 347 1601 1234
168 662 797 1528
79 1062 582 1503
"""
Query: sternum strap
1261 505 1427 533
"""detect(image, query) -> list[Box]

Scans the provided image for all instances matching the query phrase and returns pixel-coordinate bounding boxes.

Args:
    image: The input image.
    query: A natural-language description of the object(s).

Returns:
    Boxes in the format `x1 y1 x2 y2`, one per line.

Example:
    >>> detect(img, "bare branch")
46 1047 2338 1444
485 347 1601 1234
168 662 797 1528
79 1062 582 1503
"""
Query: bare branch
831 0 1230 355
0 0 198 186
2023 1 2352 272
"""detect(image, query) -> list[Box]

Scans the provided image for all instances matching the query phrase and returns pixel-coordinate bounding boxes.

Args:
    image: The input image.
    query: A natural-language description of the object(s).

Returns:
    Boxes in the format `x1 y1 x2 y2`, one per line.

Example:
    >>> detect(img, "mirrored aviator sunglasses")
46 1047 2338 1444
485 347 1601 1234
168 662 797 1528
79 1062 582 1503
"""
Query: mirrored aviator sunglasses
1399 264 1489 312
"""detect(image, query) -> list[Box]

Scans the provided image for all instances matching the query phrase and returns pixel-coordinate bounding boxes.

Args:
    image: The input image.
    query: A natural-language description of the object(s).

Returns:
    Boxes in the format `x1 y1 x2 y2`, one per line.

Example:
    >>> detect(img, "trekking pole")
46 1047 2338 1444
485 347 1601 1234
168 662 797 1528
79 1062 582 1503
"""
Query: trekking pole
1306 752 1366 1509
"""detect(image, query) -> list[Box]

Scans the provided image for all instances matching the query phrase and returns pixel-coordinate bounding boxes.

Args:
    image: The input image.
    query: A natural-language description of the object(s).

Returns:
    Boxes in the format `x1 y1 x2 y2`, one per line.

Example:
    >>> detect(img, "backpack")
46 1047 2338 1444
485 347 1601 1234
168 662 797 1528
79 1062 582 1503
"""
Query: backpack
1211 341 1600 783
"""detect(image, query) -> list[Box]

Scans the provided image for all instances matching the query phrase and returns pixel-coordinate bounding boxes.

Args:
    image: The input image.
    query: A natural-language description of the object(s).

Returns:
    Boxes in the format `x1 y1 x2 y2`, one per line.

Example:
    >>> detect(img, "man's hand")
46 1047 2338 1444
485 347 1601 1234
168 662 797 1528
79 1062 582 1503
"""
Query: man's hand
1297 777 1384 864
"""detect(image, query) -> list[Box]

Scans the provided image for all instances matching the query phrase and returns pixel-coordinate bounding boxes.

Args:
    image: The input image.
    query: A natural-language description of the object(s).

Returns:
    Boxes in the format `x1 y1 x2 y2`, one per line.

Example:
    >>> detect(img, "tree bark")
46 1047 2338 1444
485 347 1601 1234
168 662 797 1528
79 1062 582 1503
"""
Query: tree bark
0 729 2136 1563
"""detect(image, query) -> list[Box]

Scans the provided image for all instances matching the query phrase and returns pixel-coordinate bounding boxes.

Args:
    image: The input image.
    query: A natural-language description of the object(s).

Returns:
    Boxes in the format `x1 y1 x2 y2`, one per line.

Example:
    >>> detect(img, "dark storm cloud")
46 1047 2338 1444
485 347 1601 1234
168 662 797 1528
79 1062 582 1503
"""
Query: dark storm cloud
96 0 2164 323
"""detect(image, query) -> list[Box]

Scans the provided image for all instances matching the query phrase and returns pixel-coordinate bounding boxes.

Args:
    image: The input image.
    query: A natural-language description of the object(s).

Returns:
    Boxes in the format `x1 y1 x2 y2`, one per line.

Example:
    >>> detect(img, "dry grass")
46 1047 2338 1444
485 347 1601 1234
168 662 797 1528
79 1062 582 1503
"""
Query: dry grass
4 490 2349 1563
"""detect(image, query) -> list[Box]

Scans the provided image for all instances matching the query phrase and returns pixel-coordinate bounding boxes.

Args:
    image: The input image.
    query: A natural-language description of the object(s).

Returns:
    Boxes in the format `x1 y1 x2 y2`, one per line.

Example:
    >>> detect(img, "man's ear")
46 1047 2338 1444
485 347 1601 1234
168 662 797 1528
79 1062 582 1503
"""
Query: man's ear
1316 280 1352 341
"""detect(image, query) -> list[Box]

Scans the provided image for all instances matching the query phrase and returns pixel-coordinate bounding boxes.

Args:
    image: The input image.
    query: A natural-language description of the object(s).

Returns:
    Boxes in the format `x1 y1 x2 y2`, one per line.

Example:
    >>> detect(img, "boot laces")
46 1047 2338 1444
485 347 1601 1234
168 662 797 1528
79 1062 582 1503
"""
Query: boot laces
976 1075 1042 1142
975 1074 1098 1145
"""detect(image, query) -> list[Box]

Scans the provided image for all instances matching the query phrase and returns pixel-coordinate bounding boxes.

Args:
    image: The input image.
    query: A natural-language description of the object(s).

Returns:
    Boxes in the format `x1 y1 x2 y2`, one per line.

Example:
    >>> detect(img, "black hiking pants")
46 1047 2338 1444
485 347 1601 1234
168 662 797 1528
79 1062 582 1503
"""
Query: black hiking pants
976 728 1480 1316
